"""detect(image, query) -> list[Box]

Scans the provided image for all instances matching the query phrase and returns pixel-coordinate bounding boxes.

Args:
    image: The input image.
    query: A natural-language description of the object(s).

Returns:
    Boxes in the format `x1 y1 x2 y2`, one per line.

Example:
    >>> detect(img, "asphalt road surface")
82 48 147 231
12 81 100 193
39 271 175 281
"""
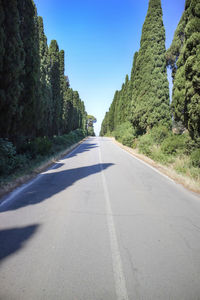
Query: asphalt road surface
0 137 200 300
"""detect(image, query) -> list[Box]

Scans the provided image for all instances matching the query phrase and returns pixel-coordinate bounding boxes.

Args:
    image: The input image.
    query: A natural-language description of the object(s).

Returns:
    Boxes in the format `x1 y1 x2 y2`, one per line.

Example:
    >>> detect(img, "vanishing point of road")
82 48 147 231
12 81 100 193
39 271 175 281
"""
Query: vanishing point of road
0 137 200 300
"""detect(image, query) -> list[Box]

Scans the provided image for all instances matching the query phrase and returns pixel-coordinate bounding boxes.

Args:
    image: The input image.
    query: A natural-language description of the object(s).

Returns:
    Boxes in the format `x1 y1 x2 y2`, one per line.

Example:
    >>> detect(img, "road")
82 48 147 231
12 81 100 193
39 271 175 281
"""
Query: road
0 137 200 300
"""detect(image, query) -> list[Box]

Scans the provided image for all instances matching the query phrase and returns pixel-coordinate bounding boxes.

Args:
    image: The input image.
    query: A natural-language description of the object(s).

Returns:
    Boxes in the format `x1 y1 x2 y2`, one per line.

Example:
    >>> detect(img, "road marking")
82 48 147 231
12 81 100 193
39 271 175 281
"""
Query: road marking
0 141 85 210
99 144 129 300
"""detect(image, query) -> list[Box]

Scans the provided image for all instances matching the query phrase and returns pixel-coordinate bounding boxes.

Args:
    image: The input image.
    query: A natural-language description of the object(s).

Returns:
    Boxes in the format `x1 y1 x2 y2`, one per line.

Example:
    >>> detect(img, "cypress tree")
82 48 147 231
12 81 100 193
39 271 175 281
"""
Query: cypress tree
100 112 109 136
0 0 25 140
38 16 53 137
49 40 61 135
107 91 118 132
125 52 138 122
16 0 41 141
59 49 65 132
167 0 200 140
72 91 81 130
131 0 171 134
63 88 74 133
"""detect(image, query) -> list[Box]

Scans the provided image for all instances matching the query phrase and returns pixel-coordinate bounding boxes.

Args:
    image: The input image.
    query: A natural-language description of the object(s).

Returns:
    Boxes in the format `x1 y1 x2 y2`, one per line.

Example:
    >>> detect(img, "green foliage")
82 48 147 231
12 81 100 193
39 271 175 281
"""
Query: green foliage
100 0 171 138
138 134 154 156
30 137 52 157
114 122 136 147
167 0 200 140
0 129 86 179
130 0 171 133
49 40 62 135
0 139 16 175
161 134 187 155
38 16 53 137
190 149 200 167
0 0 25 139
150 125 170 144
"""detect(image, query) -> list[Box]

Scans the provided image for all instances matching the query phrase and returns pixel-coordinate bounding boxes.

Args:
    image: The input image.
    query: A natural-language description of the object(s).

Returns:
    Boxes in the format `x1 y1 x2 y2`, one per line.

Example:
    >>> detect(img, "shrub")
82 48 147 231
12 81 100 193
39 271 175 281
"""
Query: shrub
53 135 69 146
138 134 153 156
13 154 30 170
74 128 86 138
161 134 186 155
114 122 136 147
0 139 16 175
28 137 52 157
150 125 170 145
190 149 200 168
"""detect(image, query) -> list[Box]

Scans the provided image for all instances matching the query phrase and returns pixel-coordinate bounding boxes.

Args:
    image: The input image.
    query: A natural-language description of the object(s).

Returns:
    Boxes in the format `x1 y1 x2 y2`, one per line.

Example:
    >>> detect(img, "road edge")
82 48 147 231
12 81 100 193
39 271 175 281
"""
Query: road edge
111 137 200 195
0 138 88 204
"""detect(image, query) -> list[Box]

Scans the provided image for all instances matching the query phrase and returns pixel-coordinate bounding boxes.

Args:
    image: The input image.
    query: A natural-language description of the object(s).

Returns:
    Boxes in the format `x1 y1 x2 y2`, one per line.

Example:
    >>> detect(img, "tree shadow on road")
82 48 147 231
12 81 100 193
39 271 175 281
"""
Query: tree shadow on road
66 141 99 159
0 163 114 212
0 224 39 262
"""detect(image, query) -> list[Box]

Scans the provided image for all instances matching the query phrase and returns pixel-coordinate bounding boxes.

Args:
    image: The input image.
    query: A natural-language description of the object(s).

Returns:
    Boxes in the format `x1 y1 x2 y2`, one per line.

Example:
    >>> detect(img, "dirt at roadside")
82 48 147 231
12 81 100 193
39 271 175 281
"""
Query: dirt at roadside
112 138 200 195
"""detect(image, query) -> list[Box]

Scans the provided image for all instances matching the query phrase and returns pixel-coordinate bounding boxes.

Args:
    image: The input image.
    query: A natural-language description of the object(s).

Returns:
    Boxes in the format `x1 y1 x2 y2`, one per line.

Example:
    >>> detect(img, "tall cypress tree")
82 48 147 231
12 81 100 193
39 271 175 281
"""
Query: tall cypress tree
59 49 65 132
167 0 200 140
125 52 138 122
63 88 74 133
0 0 25 140
16 0 40 141
49 40 61 135
38 16 53 137
131 0 171 134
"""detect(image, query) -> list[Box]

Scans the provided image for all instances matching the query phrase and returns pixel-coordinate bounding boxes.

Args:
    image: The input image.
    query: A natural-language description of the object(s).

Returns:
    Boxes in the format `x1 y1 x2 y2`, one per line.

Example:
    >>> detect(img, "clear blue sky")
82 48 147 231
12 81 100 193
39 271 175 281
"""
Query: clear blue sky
34 0 185 135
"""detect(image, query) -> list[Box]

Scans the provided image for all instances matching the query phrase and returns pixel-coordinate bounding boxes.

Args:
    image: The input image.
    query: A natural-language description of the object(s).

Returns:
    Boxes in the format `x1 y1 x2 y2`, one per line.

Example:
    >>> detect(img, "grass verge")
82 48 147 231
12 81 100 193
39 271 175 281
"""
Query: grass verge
112 138 200 194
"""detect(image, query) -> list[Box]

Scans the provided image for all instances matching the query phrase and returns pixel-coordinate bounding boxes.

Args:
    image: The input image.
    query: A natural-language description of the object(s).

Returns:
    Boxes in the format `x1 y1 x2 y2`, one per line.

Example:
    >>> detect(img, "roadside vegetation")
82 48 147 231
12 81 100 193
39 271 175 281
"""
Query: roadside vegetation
100 0 200 191
108 122 200 186
0 129 87 188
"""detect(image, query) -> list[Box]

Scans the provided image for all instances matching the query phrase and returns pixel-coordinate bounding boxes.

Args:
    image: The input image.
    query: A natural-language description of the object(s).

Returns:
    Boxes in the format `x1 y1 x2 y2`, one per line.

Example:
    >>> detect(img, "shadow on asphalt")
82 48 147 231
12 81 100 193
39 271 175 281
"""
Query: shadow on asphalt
0 163 114 213
0 224 39 262
66 141 99 159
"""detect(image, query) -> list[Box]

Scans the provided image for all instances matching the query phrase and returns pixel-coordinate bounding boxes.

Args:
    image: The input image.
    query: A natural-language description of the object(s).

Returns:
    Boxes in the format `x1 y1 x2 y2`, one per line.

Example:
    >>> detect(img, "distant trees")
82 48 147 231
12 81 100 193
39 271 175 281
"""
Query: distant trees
101 0 199 145
0 0 88 148
87 115 96 136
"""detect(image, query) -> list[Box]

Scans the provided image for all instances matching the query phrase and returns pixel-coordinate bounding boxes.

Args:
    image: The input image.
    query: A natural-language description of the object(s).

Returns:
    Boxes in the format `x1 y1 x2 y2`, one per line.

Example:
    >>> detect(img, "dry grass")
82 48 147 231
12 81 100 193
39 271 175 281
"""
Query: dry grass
113 138 200 194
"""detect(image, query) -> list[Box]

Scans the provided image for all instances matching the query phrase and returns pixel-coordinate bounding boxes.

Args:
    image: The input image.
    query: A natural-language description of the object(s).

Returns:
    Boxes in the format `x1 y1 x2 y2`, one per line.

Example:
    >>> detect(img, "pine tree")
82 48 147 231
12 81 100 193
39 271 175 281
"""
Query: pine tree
0 0 25 141
131 0 171 134
167 0 200 140
49 40 61 135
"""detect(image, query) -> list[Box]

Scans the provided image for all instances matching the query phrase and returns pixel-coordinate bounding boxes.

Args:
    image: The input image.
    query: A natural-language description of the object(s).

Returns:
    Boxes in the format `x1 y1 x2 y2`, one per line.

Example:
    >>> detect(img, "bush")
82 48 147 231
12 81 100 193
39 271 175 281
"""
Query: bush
0 139 16 175
114 122 136 147
190 149 200 168
150 125 170 145
161 134 187 155
13 154 30 170
28 137 52 157
138 134 153 156
53 135 70 146
74 128 86 138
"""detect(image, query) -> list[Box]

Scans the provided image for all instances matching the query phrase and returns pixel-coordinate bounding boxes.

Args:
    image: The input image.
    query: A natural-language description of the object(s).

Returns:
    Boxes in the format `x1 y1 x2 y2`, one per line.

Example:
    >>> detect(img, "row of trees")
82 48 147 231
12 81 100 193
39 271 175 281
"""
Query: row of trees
0 0 87 148
100 0 200 142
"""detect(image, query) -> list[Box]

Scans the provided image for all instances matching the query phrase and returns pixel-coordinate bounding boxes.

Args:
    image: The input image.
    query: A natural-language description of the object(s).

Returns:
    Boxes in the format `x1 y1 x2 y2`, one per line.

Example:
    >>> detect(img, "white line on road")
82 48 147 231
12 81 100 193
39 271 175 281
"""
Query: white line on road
99 143 129 300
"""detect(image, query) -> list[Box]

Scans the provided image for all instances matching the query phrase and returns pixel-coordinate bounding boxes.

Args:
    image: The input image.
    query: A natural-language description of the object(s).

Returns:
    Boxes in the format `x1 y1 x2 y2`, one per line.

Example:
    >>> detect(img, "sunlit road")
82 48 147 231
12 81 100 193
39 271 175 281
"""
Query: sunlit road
0 137 200 300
